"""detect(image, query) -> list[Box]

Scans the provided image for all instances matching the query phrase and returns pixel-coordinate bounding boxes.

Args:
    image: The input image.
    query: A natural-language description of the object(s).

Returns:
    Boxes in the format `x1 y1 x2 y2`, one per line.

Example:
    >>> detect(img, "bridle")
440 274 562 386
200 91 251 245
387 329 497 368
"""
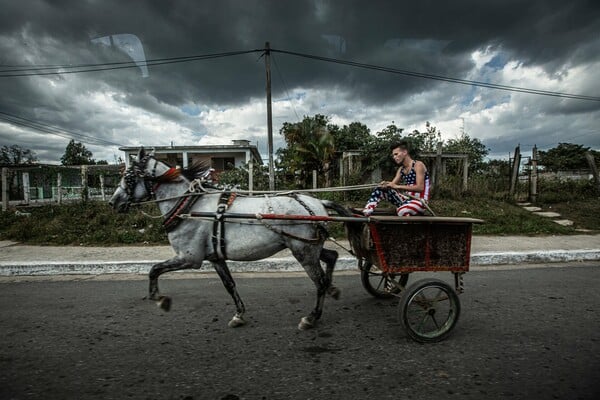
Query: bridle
122 155 159 203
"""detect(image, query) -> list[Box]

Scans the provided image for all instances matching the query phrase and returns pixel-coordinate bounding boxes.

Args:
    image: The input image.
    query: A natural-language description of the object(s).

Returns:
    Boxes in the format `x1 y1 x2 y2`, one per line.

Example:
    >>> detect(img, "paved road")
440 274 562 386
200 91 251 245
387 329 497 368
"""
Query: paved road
1 264 599 400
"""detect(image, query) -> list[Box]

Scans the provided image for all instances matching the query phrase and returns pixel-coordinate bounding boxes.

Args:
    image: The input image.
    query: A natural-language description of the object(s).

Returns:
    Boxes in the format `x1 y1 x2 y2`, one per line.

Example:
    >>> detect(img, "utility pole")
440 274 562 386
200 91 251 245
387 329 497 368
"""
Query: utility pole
264 42 275 191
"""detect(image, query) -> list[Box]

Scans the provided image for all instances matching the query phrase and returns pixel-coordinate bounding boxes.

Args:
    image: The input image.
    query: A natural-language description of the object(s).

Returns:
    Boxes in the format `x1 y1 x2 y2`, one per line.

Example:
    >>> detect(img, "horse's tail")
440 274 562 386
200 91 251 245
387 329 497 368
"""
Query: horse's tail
321 200 369 258
320 200 353 217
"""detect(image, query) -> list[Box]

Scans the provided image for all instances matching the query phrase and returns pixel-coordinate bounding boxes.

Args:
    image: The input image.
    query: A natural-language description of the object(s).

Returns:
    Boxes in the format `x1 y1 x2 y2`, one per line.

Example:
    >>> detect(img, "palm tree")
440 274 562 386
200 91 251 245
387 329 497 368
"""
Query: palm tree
280 115 336 187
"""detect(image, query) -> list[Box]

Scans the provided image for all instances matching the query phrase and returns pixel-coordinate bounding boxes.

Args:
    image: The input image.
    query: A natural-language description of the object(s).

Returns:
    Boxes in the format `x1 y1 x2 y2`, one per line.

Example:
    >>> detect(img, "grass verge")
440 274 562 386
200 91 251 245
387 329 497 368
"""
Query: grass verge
0 196 597 246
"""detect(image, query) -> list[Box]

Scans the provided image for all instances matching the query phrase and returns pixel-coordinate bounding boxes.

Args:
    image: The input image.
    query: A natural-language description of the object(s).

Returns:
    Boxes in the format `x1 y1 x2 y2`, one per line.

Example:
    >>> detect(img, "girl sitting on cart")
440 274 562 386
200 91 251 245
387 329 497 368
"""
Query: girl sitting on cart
363 140 431 216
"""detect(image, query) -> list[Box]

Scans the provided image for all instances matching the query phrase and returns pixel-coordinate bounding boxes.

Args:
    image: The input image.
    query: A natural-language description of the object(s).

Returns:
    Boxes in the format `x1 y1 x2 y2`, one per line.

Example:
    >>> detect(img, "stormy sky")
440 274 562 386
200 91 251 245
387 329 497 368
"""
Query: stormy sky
1 0 599 164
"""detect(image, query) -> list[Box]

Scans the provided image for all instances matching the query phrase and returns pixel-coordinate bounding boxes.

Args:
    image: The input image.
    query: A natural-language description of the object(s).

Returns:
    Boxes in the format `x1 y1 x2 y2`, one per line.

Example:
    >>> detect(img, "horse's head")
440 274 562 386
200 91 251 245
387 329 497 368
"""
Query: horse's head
109 147 160 213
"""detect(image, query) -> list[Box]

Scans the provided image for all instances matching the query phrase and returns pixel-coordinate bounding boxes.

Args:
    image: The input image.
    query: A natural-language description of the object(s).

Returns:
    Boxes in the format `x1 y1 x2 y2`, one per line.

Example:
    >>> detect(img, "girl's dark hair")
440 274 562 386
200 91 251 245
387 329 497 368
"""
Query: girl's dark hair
389 140 409 151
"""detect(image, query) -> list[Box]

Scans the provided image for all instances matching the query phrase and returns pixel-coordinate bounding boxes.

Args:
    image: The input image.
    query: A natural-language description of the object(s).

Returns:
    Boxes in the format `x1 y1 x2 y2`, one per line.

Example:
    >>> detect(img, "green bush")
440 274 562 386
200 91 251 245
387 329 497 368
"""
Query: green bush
537 178 597 204
0 202 169 245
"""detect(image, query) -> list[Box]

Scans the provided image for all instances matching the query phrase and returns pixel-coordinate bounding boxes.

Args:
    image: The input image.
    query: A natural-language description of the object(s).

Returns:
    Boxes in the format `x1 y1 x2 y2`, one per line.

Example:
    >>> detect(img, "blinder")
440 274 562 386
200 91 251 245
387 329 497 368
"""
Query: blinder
122 155 158 203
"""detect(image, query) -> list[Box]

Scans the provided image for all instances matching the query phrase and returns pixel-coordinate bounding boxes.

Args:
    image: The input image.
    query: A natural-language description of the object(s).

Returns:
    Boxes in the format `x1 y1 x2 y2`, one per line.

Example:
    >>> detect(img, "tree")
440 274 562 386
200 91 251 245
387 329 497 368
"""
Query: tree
60 140 95 165
443 134 489 174
363 123 405 178
218 162 270 191
330 122 371 152
408 121 442 153
0 145 37 165
538 143 598 172
279 114 336 187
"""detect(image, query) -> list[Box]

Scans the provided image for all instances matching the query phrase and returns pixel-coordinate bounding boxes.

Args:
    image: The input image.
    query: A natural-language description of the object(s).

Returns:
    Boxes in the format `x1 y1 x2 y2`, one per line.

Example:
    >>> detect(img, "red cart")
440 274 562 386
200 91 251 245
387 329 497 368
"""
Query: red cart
346 213 483 342
190 207 482 342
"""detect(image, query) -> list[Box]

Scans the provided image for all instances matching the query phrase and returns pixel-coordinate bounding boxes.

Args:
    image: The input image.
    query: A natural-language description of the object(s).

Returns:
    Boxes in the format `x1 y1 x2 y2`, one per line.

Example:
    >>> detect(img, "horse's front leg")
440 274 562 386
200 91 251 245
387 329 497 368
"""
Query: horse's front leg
147 257 195 311
212 260 247 328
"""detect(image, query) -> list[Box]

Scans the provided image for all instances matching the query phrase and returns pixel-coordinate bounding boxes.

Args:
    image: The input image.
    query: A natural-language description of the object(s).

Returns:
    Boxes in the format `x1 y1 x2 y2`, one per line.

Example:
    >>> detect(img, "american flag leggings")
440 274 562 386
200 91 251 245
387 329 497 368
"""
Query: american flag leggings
365 187 426 216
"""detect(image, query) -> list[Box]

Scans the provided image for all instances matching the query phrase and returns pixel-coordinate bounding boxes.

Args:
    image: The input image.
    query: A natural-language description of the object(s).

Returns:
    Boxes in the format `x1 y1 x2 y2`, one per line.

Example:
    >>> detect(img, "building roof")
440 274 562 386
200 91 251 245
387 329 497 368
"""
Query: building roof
119 143 263 165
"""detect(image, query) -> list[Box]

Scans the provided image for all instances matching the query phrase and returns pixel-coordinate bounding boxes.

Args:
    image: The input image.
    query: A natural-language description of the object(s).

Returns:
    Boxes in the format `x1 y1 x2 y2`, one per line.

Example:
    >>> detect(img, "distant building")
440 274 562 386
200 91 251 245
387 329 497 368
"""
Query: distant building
119 140 263 173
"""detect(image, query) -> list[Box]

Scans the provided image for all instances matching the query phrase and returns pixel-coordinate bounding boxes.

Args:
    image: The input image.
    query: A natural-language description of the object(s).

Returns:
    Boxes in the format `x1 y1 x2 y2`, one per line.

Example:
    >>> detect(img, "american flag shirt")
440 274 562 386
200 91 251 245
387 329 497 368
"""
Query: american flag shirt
400 160 431 201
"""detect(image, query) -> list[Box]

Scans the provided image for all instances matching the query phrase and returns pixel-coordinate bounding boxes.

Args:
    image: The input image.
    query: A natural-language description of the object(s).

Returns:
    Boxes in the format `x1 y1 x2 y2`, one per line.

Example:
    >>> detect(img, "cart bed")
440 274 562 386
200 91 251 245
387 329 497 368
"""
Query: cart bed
366 216 482 273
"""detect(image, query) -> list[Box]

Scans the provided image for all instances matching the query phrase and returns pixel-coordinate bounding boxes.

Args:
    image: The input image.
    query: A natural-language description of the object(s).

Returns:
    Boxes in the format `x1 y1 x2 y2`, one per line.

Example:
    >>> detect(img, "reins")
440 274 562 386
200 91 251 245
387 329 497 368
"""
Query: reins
133 182 381 206
126 155 434 226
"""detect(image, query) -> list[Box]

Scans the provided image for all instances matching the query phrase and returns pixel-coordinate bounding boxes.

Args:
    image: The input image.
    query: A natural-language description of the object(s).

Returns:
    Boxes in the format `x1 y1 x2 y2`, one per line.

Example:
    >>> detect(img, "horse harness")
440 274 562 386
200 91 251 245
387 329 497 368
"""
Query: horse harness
258 193 327 244
208 192 326 261
125 156 325 261
209 191 237 261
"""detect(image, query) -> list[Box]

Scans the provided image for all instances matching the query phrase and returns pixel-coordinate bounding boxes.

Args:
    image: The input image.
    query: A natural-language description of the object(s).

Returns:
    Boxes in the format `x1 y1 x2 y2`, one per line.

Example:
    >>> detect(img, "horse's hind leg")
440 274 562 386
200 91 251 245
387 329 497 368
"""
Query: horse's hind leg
147 257 195 310
292 248 330 330
320 248 340 299
212 260 246 328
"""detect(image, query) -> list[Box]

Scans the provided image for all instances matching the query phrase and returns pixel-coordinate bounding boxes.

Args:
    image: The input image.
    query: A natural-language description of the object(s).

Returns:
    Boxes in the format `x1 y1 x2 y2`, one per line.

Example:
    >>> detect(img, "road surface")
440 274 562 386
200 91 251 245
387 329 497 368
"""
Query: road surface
1 264 599 399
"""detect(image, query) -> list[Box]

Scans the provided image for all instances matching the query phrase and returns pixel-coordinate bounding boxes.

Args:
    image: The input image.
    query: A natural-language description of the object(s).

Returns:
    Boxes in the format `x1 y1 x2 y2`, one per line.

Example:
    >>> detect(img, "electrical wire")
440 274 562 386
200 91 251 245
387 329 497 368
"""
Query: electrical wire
271 52 301 121
2 45 598 102
0 111 123 147
270 48 600 102
0 49 262 78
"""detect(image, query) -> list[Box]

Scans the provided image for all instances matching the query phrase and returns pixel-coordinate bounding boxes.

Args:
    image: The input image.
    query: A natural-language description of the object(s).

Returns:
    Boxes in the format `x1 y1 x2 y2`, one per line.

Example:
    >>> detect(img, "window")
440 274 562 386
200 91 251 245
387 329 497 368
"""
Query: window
212 157 235 171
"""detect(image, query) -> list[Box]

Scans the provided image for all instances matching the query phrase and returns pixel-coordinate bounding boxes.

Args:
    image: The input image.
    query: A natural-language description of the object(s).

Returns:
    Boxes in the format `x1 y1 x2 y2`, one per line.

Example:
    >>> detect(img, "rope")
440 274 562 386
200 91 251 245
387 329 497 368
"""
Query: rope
221 183 377 195
326 237 354 254
130 182 373 205
140 209 169 219
133 182 434 216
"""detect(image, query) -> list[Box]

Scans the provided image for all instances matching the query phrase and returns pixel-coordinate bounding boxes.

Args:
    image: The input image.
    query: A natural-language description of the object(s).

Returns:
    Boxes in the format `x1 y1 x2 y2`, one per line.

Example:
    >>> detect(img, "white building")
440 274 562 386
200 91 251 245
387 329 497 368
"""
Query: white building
119 140 263 173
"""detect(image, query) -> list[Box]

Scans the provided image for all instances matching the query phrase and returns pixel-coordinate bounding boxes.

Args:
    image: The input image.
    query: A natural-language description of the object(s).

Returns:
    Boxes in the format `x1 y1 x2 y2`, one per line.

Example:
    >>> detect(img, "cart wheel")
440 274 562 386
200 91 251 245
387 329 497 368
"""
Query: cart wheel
360 260 409 299
398 278 460 343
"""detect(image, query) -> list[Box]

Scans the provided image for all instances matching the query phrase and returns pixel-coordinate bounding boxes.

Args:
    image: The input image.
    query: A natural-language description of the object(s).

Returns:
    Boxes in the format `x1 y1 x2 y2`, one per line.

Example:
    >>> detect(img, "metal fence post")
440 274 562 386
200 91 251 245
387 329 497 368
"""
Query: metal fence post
23 172 30 204
462 156 469 191
1 167 8 211
585 151 600 194
434 141 443 187
248 160 254 196
509 145 521 198
530 145 538 202
81 165 88 202
57 172 62 204
99 174 106 201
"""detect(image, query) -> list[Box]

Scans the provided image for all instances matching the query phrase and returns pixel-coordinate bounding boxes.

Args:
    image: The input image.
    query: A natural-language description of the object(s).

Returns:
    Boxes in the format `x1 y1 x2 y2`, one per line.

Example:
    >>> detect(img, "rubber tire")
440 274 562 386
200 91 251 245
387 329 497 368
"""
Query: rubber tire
398 278 461 343
360 260 409 299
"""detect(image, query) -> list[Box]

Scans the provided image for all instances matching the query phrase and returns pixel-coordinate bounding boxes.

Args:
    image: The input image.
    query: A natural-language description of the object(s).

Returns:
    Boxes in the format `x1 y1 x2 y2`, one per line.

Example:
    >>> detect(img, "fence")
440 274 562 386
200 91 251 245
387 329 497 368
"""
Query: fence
510 145 599 202
1 164 122 211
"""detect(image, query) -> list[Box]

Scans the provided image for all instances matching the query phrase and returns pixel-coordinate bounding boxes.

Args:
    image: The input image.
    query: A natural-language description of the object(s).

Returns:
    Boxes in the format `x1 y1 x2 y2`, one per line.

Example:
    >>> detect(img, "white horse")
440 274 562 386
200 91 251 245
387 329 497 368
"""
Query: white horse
109 148 340 330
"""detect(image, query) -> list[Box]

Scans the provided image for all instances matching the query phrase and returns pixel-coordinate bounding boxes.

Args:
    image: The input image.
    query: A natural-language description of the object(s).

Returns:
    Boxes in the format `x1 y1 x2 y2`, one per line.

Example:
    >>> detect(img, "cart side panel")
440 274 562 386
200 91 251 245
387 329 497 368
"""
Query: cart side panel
370 221 472 273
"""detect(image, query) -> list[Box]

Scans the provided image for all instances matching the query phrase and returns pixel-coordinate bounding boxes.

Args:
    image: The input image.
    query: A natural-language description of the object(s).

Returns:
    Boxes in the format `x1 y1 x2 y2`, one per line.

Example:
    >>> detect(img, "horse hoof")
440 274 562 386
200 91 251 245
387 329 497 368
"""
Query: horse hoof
298 316 314 330
157 296 172 312
228 315 246 328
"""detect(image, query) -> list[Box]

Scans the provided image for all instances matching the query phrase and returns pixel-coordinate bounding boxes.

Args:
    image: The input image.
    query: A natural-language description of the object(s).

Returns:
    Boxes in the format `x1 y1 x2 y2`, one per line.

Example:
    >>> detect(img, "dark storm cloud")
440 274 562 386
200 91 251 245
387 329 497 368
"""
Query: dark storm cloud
4 0 599 105
1 0 599 162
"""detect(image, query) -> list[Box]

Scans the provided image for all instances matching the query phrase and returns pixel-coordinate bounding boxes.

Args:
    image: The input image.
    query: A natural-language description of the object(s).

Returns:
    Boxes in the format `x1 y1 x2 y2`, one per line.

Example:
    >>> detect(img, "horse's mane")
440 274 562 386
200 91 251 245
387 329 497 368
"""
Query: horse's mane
143 155 211 183
180 160 211 181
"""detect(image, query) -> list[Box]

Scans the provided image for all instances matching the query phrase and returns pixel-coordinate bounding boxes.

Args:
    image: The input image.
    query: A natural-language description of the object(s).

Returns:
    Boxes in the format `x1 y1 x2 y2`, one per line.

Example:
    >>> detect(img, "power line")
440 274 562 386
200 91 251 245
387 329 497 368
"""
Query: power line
3 45 598 102
0 49 262 78
271 52 301 121
0 111 123 147
271 48 600 102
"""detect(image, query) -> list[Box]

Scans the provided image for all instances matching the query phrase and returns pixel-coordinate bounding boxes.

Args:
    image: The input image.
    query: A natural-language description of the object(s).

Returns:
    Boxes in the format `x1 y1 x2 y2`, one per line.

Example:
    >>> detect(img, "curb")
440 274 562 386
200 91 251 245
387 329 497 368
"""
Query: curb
1 250 599 276
472 250 600 265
